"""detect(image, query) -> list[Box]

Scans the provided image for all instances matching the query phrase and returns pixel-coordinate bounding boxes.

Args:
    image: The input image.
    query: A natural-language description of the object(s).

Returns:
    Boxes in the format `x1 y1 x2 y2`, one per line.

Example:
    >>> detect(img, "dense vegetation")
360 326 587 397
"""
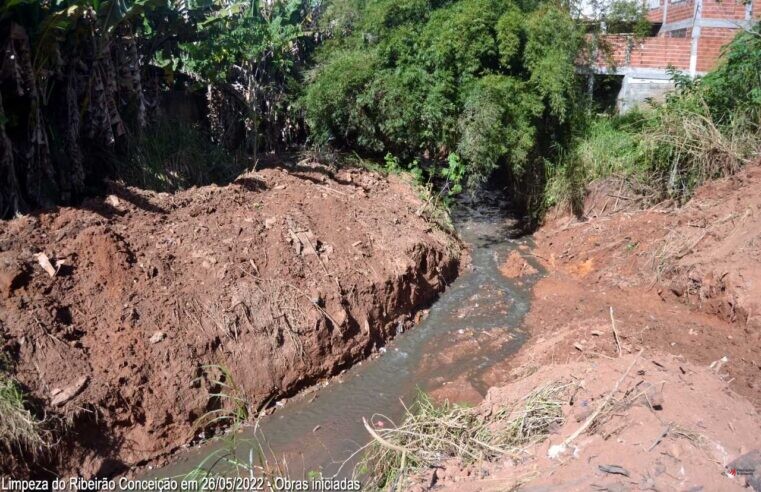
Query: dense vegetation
0 0 644 218
546 25 761 214
0 0 758 221
0 0 316 217
301 0 586 195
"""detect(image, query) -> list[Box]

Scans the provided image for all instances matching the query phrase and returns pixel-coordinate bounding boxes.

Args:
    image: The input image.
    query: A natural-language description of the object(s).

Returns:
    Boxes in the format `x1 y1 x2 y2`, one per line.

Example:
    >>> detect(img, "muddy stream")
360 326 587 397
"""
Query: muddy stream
150 195 543 482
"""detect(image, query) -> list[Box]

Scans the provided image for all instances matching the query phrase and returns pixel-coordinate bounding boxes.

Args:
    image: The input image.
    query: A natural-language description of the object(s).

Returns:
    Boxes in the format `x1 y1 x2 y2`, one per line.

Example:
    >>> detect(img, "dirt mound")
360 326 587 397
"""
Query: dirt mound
540 163 761 327
0 164 460 477
410 164 761 490
528 162 761 407
409 351 761 491
499 250 537 279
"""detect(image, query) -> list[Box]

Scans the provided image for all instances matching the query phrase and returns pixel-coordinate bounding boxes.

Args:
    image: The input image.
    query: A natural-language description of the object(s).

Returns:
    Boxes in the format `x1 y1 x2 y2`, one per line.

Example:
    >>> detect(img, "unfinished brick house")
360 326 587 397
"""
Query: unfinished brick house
597 0 759 110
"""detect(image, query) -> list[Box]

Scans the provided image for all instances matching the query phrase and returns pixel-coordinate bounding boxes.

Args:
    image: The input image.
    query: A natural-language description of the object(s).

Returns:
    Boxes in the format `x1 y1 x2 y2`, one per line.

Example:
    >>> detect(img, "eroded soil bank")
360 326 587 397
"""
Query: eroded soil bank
407 163 761 490
0 163 461 477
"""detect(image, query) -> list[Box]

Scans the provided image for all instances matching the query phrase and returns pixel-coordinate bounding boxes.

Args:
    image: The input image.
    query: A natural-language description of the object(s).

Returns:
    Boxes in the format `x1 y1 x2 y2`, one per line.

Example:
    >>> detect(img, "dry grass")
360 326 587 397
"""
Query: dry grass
644 106 758 197
649 227 707 281
357 382 570 490
0 375 46 457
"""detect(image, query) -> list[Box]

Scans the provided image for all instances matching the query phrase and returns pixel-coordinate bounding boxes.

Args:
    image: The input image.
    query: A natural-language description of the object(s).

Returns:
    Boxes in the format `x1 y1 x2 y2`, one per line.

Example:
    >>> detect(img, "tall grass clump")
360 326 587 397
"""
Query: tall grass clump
358 383 568 490
0 374 46 458
179 363 323 492
114 117 246 192
546 25 761 214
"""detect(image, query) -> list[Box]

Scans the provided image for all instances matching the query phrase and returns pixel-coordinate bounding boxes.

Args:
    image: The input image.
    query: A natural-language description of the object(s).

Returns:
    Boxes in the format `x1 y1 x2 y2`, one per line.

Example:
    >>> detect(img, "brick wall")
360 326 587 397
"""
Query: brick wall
646 0 759 24
647 2 664 22
701 0 751 20
665 0 695 23
696 27 738 71
593 0 758 74
602 35 692 69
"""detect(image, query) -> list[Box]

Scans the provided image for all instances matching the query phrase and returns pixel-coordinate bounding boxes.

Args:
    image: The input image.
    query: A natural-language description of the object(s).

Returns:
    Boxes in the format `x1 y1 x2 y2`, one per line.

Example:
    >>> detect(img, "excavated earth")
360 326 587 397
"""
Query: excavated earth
0 163 460 478
408 162 761 491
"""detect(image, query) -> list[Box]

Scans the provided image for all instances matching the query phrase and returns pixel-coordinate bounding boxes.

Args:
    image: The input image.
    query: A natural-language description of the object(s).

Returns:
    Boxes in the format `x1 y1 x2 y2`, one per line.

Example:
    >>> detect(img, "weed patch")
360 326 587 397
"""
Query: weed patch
358 383 569 490
114 118 246 192
0 374 46 458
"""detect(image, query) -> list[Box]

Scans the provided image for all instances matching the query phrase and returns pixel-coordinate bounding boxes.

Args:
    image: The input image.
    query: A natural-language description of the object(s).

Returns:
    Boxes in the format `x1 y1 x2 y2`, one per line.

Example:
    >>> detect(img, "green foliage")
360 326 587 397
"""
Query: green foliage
0 0 319 216
302 50 380 148
546 25 761 214
457 75 542 186
604 0 650 36
193 364 250 433
0 373 45 457
179 0 307 83
302 0 589 190
698 26 761 123
115 116 243 192
495 6 523 67
523 4 582 121
440 153 466 196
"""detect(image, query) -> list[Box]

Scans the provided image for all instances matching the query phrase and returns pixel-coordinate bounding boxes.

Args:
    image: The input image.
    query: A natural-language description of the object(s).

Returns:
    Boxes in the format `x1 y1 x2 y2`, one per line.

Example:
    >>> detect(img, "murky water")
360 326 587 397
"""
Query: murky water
151 195 543 482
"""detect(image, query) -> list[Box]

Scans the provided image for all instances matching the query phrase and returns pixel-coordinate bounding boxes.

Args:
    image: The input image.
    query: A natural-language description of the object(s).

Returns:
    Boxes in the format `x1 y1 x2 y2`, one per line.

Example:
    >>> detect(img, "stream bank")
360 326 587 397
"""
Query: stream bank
148 191 542 482
0 162 460 478
400 163 761 490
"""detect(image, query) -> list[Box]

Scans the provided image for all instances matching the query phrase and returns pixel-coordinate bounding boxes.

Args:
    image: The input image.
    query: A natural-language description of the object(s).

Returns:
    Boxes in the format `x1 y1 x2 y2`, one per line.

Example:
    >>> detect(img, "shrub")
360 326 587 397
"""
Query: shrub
302 0 588 192
546 25 761 214
114 117 244 192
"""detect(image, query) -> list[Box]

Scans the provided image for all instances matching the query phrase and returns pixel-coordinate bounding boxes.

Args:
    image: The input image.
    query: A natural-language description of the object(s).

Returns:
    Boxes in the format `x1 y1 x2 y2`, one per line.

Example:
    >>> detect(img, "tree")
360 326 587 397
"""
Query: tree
301 0 588 193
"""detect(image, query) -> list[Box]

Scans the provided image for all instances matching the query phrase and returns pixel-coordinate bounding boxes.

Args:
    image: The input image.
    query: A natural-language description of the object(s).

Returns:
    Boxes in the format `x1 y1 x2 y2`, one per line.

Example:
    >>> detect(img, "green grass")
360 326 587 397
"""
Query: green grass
545 103 759 215
115 117 247 192
0 374 45 457
544 26 761 216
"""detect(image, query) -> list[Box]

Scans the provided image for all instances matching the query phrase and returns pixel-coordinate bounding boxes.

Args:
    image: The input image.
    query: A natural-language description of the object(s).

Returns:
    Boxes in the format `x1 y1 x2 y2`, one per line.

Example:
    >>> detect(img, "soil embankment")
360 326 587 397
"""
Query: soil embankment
0 163 461 477
528 162 761 406
408 163 761 490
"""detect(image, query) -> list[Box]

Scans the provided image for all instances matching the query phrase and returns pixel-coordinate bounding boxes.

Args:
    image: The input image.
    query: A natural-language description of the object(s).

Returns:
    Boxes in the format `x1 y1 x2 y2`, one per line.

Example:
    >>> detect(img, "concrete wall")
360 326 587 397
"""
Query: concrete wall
614 69 676 112
590 0 758 112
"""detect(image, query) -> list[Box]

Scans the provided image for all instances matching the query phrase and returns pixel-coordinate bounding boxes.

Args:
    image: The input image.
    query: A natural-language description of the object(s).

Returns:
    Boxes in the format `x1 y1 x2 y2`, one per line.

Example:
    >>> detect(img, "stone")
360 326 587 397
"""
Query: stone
149 331 166 344
51 376 89 406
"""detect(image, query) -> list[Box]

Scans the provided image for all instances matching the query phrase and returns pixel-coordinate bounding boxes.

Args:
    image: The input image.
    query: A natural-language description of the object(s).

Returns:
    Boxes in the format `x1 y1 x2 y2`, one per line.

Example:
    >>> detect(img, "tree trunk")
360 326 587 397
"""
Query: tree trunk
0 92 24 218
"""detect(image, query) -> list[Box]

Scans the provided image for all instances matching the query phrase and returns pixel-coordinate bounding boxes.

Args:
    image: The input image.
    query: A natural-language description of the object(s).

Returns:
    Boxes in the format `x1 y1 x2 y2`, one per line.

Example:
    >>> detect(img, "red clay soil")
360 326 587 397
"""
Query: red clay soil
528 162 761 407
407 162 761 491
412 352 761 491
0 163 460 478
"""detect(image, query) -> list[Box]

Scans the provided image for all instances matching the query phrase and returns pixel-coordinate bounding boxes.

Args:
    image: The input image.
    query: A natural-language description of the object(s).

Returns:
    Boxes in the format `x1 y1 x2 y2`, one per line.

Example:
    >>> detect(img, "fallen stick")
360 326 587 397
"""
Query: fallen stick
362 417 413 454
549 349 643 458
647 423 672 452
610 306 623 357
